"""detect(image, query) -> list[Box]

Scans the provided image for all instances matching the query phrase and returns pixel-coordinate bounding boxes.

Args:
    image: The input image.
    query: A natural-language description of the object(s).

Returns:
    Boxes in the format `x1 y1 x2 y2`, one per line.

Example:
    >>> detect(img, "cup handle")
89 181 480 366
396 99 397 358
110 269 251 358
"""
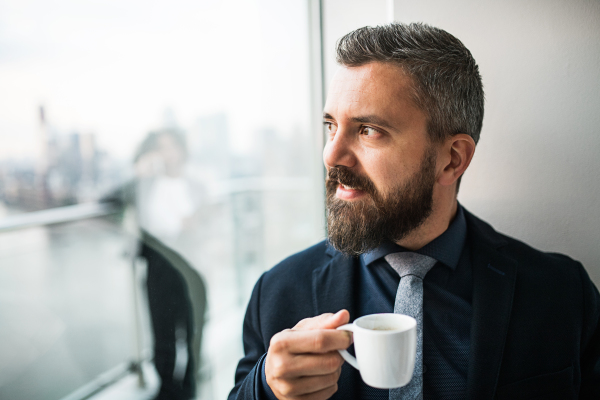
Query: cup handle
336 324 359 370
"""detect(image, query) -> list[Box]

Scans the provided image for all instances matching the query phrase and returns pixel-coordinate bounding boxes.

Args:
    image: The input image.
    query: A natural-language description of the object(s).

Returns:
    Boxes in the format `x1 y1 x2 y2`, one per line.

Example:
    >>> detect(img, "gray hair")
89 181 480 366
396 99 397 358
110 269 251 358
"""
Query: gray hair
336 23 484 145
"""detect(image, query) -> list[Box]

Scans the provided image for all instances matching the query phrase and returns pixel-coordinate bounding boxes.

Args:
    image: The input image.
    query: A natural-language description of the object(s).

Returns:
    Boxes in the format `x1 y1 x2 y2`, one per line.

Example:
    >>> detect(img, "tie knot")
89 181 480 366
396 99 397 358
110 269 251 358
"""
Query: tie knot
385 252 437 279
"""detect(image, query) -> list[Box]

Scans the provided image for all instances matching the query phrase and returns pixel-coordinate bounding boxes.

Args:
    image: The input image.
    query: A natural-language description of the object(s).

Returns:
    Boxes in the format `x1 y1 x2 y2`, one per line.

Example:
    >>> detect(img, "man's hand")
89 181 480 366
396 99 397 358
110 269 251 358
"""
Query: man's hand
265 310 352 400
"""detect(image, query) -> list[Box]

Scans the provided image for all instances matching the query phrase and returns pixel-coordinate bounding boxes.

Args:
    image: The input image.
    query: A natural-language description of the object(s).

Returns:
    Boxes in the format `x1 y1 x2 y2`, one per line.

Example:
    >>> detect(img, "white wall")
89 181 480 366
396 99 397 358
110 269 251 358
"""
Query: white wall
322 0 388 85
323 0 600 285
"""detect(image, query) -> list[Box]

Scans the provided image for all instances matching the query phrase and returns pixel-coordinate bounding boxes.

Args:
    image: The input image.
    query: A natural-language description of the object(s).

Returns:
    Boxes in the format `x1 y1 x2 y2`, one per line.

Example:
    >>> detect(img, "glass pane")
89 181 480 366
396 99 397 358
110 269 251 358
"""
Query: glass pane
0 1 322 399
0 219 135 400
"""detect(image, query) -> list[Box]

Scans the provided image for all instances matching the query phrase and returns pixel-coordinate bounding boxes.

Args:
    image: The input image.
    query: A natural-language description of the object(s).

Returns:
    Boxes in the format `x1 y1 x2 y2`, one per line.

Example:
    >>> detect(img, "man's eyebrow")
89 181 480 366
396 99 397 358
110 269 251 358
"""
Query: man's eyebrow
323 113 394 130
351 115 394 130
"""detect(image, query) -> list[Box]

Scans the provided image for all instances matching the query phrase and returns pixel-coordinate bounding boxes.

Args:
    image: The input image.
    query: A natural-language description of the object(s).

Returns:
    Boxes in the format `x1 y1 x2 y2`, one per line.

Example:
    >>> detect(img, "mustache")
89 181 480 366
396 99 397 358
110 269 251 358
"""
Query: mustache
326 166 376 194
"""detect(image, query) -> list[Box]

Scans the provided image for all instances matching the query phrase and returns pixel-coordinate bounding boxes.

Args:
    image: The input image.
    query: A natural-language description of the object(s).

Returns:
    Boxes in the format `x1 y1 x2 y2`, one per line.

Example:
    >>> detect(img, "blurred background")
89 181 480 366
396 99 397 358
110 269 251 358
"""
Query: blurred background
0 0 324 399
0 0 598 399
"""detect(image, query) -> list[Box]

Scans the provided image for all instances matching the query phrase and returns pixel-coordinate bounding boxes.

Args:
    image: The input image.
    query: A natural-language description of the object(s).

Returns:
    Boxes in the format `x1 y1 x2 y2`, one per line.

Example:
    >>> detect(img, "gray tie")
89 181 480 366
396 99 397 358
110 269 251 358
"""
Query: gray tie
385 252 437 400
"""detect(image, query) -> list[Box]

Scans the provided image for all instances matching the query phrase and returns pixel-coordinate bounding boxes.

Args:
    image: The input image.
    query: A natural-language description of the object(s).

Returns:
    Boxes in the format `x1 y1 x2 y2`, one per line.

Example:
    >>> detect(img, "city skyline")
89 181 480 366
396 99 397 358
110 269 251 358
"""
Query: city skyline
0 0 312 161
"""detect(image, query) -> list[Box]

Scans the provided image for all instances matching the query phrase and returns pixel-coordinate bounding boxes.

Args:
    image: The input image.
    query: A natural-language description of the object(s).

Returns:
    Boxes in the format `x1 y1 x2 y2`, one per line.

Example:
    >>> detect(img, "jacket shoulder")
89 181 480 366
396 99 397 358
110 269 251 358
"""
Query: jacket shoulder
465 208 582 267
501 233 580 268
464 208 588 296
249 240 336 337
263 240 334 281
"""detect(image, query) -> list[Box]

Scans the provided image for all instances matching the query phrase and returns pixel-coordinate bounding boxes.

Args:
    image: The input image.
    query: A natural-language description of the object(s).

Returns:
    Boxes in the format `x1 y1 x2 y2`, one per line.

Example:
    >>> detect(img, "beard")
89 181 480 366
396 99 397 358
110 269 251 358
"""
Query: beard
326 147 437 256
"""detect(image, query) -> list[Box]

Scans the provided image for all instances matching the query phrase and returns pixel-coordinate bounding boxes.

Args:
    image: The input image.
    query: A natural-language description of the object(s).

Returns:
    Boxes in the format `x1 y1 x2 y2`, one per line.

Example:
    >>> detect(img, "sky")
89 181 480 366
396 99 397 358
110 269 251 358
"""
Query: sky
0 0 312 160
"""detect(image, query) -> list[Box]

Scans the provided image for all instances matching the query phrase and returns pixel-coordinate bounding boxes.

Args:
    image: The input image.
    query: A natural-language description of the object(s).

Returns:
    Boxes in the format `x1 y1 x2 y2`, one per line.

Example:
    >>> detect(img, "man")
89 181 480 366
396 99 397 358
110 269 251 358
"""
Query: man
229 23 600 399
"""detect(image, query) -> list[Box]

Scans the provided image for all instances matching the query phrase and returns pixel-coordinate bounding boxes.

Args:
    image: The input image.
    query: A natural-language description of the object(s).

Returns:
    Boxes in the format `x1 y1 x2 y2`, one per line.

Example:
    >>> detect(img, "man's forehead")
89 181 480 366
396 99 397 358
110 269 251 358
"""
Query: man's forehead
329 64 382 93
325 63 416 113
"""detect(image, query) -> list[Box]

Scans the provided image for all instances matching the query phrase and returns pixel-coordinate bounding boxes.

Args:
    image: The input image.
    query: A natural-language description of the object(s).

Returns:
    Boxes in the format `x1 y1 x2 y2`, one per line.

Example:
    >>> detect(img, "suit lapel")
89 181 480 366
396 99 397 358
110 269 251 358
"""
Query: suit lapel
312 245 359 319
465 211 518 399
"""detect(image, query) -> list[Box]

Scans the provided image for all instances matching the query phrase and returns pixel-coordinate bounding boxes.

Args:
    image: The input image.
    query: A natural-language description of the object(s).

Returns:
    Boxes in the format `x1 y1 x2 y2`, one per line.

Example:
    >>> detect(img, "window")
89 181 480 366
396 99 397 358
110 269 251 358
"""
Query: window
0 1 324 398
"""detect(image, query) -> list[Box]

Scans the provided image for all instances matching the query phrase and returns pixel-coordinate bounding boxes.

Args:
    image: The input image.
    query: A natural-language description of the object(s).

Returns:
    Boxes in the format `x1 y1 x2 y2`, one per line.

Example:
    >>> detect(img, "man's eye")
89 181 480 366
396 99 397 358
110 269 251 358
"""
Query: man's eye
361 126 379 136
324 122 337 135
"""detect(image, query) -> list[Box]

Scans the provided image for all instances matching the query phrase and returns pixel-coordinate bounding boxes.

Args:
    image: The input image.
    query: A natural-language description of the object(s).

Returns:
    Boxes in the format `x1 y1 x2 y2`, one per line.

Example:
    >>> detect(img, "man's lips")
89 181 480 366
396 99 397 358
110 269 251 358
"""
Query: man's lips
336 183 366 200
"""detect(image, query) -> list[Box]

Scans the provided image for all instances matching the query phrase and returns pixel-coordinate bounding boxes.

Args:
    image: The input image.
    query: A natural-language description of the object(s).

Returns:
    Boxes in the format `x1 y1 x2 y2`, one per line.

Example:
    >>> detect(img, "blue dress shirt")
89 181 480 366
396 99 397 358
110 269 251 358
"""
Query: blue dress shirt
357 204 471 399
260 205 472 399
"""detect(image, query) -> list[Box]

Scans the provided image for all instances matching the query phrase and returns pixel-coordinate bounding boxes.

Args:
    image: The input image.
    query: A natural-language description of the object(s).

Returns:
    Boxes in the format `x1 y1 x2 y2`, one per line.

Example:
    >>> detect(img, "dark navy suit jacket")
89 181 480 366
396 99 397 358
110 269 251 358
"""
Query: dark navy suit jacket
229 210 600 399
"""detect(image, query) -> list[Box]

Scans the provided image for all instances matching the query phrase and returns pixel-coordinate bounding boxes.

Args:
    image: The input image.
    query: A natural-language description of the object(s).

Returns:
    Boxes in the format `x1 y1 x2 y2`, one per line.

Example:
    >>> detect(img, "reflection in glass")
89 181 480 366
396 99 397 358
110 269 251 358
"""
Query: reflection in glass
0 0 320 399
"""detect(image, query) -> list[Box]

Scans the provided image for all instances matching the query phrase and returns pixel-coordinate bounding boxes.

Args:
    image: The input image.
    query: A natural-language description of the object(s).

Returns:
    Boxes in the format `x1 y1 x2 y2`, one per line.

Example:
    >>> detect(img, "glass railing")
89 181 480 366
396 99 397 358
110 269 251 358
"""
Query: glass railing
0 204 140 400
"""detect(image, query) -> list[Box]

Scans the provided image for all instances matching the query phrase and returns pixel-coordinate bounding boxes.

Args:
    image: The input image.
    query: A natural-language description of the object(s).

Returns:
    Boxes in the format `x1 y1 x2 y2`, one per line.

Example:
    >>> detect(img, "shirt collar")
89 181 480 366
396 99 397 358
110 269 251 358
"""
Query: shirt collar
361 203 467 271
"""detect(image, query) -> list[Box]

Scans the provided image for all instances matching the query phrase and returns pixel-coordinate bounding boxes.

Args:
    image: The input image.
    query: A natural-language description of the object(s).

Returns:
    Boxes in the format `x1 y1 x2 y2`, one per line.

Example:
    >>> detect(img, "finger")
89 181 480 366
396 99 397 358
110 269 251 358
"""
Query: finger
293 313 334 330
294 310 350 330
276 352 344 378
318 309 350 329
297 383 339 400
277 369 341 398
271 329 352 354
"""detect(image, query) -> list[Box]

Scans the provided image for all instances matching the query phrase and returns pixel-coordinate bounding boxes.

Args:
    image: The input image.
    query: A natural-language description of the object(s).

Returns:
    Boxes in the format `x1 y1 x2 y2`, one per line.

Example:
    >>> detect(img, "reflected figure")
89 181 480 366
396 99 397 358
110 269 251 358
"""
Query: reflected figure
135 131 195 241
134 130 201 400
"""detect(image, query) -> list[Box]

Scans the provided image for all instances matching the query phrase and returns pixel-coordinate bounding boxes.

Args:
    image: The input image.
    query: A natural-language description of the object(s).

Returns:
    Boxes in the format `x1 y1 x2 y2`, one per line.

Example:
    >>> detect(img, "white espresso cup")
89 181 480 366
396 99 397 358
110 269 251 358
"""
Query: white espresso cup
336 313 416 389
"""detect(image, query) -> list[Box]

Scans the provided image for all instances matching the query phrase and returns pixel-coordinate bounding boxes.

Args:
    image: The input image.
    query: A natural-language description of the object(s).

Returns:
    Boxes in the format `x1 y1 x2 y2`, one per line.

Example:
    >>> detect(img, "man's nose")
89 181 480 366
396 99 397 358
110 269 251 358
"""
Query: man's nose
323 129 356 169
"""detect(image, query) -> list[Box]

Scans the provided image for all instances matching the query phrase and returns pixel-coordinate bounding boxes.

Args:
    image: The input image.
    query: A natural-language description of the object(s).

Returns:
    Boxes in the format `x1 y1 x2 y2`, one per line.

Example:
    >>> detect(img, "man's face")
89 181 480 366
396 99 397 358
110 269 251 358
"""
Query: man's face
323 62 439 255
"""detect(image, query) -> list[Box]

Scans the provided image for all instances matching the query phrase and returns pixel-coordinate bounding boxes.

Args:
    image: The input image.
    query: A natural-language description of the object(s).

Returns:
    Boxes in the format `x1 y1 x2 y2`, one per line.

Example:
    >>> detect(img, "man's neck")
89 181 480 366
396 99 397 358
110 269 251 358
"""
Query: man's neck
396 199 458 251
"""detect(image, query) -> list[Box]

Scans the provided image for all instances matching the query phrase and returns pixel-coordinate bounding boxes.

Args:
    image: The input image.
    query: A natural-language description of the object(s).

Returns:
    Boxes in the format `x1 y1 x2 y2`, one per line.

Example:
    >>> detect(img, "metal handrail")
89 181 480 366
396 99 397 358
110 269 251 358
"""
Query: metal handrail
0 202 120 233
58 361 137 400
0 176 314 234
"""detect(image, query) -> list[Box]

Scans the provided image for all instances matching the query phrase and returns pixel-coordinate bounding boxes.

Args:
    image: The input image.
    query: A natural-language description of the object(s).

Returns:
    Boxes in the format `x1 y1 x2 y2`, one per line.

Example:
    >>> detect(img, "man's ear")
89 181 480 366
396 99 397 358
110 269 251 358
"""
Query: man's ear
437 134 476 187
